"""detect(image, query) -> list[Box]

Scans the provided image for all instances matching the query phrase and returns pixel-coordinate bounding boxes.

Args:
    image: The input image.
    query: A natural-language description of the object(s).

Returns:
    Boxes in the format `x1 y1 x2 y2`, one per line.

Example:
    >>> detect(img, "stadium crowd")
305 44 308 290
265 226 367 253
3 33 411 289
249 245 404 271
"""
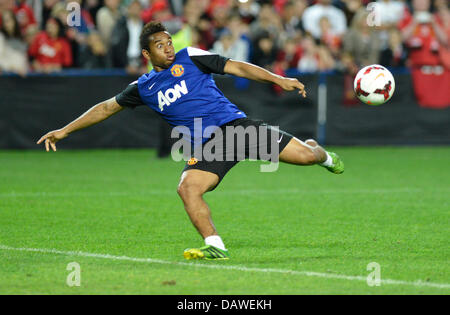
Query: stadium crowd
0 0 448 77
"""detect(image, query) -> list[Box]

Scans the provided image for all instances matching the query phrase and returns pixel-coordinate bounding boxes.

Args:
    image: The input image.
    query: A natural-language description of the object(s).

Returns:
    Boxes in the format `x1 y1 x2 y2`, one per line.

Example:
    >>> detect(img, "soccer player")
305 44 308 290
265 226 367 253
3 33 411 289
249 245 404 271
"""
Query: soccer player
37 22 344 260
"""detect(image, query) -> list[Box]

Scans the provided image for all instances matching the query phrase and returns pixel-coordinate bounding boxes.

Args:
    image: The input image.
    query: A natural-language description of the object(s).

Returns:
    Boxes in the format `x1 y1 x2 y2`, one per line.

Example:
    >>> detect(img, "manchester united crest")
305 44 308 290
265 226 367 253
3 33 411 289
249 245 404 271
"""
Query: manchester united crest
187 157 198 165
171 64 184 77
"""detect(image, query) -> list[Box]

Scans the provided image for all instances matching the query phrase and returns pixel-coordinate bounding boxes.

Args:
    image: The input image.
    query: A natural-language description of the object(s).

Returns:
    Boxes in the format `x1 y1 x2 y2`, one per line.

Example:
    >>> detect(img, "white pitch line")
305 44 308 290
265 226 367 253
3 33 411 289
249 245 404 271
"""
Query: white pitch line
0 188 445 198
0 244 449 290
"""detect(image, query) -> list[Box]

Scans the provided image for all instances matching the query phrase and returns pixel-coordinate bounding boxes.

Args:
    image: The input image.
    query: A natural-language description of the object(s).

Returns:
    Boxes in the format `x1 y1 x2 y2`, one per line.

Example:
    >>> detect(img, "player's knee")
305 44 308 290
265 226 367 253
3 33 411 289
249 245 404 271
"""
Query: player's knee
305 139 318 147
177 178 204 199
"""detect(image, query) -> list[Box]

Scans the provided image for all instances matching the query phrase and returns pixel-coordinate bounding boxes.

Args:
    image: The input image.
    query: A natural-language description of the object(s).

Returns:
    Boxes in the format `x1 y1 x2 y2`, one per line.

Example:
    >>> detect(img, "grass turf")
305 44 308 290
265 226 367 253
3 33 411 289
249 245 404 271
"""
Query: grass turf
0 147 449 294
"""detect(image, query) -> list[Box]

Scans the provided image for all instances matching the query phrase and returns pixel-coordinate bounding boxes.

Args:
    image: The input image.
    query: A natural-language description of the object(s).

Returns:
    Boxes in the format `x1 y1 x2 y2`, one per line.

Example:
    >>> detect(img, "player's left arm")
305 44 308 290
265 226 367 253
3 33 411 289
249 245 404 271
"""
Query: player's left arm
224 60 306 97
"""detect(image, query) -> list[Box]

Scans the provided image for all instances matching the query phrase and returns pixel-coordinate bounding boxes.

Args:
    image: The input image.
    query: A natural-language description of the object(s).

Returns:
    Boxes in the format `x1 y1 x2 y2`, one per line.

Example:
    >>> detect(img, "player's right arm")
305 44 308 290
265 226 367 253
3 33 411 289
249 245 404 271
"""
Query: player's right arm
37 97 123 152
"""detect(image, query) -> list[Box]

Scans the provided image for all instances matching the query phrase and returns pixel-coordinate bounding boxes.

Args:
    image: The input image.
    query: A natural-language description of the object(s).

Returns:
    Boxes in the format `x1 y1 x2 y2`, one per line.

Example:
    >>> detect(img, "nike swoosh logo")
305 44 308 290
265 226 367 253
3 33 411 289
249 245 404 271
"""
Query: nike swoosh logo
149 83 156 90
277 134 283 143
375 73 385 80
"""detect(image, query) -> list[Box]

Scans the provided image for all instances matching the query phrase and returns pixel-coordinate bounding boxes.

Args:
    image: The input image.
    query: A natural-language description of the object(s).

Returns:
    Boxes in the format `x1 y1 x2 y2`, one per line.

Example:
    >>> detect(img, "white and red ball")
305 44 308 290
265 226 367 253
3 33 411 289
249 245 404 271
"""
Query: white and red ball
354 65 395 106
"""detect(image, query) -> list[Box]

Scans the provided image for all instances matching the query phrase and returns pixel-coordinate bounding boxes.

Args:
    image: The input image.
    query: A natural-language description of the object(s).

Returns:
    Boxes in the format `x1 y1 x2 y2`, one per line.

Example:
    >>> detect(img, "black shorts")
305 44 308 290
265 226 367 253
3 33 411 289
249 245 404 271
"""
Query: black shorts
182 118 293 188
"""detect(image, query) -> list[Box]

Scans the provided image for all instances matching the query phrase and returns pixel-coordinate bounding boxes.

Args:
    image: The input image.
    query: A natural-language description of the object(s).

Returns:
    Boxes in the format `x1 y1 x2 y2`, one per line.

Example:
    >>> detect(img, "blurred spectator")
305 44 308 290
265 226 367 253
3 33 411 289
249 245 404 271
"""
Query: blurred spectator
399 0 449 108
317 44 336 70
182 0 212 49
0 0 15 14
183 0 202 28
338 51 360 105
211 30 249 62
85 0 103 24
190 27 205 50
210 1 232 40
296 33 334 72
0 10 28 75
171 1 206 51
281 0 307 37
379 29 407 67
435 0 450 31
110 0 144 73
50 1 89 68
343 9 382 71
276 37 303 72
168 0 185 17
29 17 73 72
375 0 406 28
434 0 450 69
251 32 278 70
23 20 38 46
297 34 318 72
96 0 122 48
374 0 407 49
142 0 183 36
273 0 288 14
338 51 359 74
302 0 347 40
78 31 110 69
400 0 447 67
249 3 283 43
14 0 37 34
206 0 234 18
155 4 183 35
171 23 193 52
319 16 342 57
42 0 60 28
339 0 364 27
237 0 260 24
39 0 60 29
195 13 215 50
211 15 249 62
142 1 170 24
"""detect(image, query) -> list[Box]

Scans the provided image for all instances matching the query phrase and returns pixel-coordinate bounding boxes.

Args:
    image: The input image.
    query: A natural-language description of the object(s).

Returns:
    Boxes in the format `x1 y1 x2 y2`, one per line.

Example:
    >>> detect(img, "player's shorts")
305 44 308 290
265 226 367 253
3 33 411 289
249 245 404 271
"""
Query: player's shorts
182 118 293 189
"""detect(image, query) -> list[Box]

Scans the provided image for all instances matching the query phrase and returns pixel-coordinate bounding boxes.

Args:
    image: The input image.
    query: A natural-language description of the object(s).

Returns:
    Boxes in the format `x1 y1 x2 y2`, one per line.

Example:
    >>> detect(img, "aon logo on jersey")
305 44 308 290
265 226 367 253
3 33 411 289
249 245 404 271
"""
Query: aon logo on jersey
158 80 188 111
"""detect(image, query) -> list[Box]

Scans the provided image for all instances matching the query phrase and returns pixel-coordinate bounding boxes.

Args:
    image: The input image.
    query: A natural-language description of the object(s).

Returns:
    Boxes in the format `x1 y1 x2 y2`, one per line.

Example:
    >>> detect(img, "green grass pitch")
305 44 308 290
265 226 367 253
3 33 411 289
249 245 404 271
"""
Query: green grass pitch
0 147 449 294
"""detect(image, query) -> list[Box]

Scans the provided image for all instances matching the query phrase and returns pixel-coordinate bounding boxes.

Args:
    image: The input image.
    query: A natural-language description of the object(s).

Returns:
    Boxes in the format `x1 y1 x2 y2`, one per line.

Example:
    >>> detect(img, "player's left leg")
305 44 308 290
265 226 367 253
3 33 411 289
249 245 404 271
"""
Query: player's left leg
279 138 344 174
177 169 230 260
177 169 219 238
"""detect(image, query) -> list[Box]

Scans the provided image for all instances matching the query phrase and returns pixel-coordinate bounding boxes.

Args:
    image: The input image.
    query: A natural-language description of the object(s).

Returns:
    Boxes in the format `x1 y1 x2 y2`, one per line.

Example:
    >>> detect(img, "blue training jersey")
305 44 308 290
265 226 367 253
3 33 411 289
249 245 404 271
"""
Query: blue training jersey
116 47 247 144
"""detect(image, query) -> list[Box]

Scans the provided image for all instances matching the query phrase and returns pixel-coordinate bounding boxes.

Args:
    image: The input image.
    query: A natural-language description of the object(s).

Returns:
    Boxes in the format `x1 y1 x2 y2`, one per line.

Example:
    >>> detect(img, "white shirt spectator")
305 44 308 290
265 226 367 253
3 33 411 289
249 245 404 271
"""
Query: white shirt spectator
0 33 28 75
96 5 121 47
211 35 249 62
297 55 319 72
375 0 406 26
126 19 142 60
302 3 347 39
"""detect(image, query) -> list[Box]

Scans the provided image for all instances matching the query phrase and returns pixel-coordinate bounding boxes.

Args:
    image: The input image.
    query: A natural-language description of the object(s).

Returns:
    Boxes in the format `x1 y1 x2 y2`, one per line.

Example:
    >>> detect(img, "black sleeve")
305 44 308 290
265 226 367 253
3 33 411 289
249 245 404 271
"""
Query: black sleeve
115 83 145 108
187 47 230 75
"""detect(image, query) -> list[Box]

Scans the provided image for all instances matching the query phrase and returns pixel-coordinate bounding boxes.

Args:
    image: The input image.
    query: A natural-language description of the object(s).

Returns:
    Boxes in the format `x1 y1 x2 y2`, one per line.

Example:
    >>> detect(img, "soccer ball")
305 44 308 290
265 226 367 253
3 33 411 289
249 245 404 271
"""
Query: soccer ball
354 65 395 106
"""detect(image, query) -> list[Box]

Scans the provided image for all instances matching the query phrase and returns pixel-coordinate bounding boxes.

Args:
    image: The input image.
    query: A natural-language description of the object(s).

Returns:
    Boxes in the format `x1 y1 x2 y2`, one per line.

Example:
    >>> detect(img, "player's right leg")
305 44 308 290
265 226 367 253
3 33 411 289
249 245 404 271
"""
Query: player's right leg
279 138 344 174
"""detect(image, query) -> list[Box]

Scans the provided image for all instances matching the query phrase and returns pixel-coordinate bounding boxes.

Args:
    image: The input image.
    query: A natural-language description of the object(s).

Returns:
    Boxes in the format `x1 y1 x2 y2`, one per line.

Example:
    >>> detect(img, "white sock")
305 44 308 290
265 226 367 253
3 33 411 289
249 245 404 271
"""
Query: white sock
205 235 226 251
320 152 334 167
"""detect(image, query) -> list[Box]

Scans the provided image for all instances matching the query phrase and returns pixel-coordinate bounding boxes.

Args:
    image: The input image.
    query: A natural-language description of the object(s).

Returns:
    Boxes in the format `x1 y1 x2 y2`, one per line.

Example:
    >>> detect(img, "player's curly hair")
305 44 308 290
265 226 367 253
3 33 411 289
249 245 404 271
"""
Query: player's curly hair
140 21 168 52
